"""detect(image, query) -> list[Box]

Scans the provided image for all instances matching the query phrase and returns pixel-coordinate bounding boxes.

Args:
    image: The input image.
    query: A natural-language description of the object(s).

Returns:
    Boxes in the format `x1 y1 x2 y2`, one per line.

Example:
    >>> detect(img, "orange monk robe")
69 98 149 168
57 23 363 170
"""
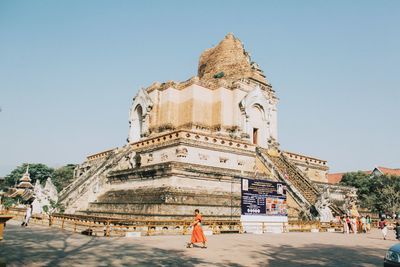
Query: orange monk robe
191 214 207 243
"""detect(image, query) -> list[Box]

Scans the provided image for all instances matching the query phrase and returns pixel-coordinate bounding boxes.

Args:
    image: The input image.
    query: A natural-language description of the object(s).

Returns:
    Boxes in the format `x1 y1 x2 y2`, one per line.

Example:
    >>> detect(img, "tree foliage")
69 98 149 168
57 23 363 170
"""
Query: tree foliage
2 163 76 192
52 164 76 192
2 196 24 208
340 171 400 214
43 199 65 214
3 163 54 189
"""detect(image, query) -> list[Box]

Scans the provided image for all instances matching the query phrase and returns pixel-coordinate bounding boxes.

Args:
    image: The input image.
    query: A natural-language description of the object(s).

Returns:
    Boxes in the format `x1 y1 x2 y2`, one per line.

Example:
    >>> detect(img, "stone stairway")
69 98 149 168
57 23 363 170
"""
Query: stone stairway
59 156 110 202
59 146 132 213
256 147 321 219
329 203 344 216
269 153 320 205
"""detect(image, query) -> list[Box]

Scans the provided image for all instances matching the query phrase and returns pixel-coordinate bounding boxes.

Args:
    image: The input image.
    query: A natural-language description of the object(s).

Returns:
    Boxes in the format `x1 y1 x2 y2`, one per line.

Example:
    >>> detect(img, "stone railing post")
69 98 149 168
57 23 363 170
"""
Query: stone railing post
106 221 110 237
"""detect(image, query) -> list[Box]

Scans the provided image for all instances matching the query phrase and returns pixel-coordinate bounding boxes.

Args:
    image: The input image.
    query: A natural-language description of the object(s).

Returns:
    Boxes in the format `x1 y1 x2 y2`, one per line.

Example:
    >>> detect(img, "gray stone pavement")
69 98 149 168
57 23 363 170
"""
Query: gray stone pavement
0 220 398 267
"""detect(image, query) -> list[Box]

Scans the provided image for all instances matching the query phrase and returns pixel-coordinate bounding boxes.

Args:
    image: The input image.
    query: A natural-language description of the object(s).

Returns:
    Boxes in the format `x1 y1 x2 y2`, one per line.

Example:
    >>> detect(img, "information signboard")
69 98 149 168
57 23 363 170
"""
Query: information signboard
241 178 287 216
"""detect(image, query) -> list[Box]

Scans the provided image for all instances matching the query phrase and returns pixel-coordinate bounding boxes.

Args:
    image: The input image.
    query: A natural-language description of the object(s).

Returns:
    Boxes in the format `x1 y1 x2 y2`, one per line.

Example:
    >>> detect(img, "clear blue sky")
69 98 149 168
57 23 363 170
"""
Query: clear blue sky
1 0 399 176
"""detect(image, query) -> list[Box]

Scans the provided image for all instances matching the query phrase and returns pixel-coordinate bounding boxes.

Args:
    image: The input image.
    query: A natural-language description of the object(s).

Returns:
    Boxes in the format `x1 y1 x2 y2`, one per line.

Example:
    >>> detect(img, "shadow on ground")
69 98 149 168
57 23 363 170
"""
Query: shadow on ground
0 223 392 267
255 243 385 267
0 224 210 267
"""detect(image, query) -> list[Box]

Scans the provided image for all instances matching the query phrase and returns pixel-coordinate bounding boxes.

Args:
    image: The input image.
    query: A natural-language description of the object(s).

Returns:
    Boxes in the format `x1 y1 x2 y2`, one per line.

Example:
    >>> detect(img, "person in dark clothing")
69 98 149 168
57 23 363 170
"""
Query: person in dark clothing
379 217 388 240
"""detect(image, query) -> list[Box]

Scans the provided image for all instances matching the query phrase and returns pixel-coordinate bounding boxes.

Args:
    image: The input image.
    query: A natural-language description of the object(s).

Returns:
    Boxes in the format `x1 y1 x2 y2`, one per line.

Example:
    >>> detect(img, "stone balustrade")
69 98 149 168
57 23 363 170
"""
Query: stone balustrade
130 130 254 152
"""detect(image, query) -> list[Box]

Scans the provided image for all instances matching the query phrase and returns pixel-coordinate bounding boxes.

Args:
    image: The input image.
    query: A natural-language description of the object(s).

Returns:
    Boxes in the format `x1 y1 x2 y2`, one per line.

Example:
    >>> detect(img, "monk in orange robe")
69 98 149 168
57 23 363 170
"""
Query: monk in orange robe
187 209 207 248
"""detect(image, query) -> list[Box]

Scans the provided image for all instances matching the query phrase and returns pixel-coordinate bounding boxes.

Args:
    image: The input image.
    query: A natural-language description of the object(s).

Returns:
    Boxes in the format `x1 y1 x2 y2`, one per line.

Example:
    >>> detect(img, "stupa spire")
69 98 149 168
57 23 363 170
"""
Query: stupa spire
197 33 268 88
17 164 33 189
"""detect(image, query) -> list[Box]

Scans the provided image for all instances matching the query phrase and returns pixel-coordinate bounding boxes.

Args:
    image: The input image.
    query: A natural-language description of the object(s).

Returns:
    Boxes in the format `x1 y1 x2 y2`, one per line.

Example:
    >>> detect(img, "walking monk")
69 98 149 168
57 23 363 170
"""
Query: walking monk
187 209 207 248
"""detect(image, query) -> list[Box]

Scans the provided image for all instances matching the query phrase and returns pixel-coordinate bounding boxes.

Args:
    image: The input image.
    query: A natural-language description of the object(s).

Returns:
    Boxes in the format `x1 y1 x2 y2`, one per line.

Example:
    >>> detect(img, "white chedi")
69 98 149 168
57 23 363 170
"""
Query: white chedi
32 180 43 214
32 177 58 215
44 177 58 201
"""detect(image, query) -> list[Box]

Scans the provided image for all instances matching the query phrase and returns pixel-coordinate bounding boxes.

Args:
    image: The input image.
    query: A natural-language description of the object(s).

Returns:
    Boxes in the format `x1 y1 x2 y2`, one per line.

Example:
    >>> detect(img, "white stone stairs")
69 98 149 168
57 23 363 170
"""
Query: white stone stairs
59 146 132 213
255 147 320 219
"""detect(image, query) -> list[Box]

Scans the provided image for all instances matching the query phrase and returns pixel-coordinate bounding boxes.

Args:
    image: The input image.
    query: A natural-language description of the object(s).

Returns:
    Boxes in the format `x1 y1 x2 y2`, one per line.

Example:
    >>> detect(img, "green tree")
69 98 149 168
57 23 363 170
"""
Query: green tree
52 164 76 192
375 175 400 214
340 171 400 213
1 196 24 208
43 199 65 214
3 163 54 189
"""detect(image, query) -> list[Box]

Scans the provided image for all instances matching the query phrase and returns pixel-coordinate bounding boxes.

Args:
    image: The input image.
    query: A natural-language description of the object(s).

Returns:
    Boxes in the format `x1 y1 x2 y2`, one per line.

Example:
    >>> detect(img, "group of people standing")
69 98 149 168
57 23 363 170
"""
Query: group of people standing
342 215 372 234
342 214 400 241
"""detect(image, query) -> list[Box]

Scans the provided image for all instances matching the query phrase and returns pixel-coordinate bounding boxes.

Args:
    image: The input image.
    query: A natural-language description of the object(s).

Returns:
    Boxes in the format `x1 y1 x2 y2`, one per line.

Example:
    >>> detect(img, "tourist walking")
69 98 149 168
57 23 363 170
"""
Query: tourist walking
21 204 32 227
365 215 372 233
341 216 346 234
345 215 351 234
379 217 388 240
351 217 357 234
395 220 400 241
361 216 367 233
187 209 207 248
342 216 348 234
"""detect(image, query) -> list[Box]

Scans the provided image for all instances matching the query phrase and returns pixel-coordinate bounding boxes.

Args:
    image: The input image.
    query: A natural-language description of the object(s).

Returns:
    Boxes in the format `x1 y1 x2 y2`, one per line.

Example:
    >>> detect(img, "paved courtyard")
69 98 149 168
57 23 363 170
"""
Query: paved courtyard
0 220 398 267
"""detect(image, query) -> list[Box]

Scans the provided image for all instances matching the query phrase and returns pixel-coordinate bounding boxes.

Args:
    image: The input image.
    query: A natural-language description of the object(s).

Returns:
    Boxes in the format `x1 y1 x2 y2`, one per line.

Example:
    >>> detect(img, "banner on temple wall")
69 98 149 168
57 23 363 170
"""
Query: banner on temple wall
241 178 288 216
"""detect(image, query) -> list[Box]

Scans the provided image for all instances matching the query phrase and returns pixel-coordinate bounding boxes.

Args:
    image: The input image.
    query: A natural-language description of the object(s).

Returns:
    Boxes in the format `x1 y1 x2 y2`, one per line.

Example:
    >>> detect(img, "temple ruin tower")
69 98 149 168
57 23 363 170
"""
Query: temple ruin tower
61 34 353 225
128 33 278 149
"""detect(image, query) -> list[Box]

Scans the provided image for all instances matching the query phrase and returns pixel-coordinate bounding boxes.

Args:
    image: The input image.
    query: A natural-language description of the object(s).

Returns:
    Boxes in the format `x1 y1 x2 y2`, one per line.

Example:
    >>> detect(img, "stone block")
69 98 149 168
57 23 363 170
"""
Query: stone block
126 232 141 238
203 230 213 236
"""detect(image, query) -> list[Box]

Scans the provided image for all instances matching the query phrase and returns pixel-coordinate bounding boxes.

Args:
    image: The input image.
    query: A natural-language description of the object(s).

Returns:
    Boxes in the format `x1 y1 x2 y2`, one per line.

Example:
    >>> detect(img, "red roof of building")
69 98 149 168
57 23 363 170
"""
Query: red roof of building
327 166 400 184
327 173 345 184
375 167 400 176
327 170 372 184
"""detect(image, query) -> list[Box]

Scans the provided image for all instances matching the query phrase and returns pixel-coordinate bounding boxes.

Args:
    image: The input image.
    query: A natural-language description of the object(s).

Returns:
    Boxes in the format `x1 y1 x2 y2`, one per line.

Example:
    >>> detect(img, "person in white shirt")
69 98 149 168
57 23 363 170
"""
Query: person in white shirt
351 217 357 234
22 204 32 227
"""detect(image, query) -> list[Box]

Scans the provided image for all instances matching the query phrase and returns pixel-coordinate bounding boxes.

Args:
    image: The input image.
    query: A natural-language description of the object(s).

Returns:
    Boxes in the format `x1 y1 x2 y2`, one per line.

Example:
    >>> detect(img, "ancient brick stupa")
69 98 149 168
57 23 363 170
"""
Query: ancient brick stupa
59 34 355 229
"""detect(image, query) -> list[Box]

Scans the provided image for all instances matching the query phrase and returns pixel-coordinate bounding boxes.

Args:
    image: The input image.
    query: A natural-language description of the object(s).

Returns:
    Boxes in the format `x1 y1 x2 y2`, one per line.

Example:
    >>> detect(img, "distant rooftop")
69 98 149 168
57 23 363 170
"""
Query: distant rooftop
374 166 400 176
327 166 400 184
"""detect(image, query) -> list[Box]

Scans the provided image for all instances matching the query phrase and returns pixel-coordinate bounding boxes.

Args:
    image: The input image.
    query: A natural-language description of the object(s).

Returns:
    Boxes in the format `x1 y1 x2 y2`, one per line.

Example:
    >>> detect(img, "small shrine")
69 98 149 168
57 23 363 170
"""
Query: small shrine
7 166 34 201
5 165 58 212
17 166 34 190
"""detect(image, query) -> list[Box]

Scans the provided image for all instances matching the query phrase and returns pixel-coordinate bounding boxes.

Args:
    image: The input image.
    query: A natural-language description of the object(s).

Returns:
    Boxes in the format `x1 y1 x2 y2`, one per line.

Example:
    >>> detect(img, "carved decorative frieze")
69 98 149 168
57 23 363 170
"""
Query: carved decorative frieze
198 153 209 160
161 153 168 161
146 153 154 163
176 147 188 158
219 157 229 163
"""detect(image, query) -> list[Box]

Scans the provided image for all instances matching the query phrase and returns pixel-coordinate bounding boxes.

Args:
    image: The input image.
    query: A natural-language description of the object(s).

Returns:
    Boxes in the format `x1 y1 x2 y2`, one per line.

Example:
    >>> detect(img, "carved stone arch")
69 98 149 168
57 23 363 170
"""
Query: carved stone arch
128 88 153 143
239 86 272 147
250 103 267 121
239 86 270 119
